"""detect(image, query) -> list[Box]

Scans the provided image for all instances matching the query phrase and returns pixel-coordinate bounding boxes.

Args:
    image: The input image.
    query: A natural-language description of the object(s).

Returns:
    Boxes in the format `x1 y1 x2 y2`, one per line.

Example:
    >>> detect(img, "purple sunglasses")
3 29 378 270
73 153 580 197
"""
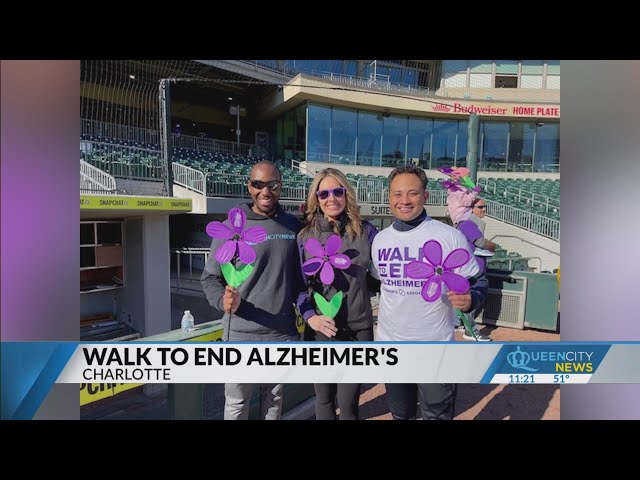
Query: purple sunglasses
316 187 346 200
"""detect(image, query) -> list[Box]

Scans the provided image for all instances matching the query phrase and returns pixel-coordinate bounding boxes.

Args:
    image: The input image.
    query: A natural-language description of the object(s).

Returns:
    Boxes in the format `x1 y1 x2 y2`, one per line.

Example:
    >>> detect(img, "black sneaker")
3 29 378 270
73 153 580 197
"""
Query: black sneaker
463 330 492 342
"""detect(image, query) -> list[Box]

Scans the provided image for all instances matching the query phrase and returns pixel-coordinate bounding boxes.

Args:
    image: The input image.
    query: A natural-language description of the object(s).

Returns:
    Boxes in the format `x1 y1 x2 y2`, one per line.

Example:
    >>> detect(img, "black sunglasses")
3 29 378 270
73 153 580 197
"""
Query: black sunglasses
249 180 280 190
474 205 487 210
316 187 346 200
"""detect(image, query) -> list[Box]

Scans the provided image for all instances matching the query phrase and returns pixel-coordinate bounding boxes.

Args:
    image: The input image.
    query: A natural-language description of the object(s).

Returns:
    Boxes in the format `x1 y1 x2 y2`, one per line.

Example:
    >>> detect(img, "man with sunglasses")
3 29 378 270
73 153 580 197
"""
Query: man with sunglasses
201 161 304 420
455 198 495 341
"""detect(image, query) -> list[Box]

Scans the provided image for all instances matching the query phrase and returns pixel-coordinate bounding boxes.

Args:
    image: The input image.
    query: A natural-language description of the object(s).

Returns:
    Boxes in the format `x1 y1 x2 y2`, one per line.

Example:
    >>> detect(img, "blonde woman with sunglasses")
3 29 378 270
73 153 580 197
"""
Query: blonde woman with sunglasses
296 168 378 420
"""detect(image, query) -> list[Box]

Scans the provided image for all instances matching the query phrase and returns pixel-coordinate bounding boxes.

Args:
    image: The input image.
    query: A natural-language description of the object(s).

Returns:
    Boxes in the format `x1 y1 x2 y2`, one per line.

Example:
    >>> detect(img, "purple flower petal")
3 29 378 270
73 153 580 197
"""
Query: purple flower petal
319 261 335 285
242 226 267 244
405 261 435 279
422 240 443 267
329 254 351 270
421 276 442 302
443 248 471 270
215 240 237 264
302 258 324 276
441 271 470 294
304 238 325 258
325 234 342 256
237 240 256 265
206 221 233 240
228 207 246 234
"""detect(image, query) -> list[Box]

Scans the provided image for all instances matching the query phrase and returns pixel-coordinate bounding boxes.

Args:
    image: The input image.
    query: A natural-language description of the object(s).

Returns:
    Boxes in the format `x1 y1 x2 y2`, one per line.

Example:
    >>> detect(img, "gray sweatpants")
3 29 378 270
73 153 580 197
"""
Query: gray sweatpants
223 332 299 420
224 383 284 420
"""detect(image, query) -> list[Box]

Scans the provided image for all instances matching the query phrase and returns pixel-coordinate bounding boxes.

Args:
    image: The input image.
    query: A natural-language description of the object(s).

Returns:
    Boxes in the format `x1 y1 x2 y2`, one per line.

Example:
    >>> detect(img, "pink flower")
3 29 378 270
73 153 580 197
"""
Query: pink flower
302 234 351 285
405 240 471 302
205 207 267 264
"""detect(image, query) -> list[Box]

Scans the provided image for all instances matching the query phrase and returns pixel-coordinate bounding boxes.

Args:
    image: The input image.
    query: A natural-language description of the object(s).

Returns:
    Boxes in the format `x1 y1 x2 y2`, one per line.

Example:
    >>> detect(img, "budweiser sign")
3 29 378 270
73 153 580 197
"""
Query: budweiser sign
430 102 559 118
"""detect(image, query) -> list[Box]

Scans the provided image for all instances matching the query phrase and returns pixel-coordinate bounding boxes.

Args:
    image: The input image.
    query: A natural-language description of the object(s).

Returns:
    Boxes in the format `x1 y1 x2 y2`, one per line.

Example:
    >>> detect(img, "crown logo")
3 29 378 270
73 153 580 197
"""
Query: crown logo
432 104 451 112
507 346 538 372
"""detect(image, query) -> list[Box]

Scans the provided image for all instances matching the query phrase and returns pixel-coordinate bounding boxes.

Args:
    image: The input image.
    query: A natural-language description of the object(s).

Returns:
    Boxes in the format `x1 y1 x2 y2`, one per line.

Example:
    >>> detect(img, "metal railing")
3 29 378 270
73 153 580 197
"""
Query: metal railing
487 256 543 273
198 170 449 207
503 186 560 212
172 135 256 156
80 159 117 194
317 72 435 98
171 248 210 291
486 199 560 241
490 235 559 256
172 163 206 194
82 119 160 146
82 119 260 157
81 142 164 181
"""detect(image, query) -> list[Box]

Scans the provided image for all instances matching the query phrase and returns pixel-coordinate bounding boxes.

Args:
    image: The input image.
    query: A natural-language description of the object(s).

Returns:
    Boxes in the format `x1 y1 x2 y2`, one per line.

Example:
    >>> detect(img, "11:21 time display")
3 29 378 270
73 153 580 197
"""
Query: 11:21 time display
508 374 535 383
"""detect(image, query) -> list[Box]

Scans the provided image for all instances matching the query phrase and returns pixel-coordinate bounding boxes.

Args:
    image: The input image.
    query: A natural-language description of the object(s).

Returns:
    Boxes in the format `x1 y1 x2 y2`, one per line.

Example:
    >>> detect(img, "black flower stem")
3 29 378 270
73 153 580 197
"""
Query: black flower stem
225 311 232 342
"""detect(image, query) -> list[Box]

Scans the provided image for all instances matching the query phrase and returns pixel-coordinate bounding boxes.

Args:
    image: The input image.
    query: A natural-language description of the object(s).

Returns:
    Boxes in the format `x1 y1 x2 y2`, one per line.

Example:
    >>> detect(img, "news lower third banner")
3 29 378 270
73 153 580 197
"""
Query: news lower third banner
3 342 640 419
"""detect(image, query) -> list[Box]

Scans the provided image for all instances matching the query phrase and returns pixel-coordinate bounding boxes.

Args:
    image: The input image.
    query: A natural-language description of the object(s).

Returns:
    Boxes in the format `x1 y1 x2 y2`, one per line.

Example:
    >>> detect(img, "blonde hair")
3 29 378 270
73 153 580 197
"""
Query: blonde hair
299 168 362 240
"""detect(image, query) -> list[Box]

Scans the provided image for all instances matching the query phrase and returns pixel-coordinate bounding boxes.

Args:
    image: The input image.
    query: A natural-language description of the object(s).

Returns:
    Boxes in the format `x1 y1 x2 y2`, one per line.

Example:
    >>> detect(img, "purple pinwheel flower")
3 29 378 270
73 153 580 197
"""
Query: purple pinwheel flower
303 234 351 285
438 166 455 176
405 240 471 302
440 179 461 192
205 207 267 265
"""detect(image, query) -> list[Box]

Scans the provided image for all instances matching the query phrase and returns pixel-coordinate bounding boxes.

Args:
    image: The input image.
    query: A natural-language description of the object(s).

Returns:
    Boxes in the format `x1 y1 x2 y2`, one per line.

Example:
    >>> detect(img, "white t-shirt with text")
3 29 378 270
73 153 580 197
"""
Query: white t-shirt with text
371 217 479 342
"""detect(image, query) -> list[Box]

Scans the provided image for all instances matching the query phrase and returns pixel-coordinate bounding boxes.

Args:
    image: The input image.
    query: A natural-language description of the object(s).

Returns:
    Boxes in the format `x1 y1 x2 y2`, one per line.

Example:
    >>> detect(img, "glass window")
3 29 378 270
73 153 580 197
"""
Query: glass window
295 106 306 161
283 110 296 161
444 60 468 74
469 74 492 88
534 123 560 172
404 69 417 87
521 60 544 74
344 61 357 76
456 120 469 167
381 115 408 167
275 118 284 159
407 117 432 169
521 75 544 88
495 76 518 88
307 104 331 162
444 71 468 88
357 111 382 166
468 61 492 73
432 120 457 169
480 122 509 172
547 76 560 89
547 60 560 75
495 60 518 74
508 122 536 172
331 108 357 165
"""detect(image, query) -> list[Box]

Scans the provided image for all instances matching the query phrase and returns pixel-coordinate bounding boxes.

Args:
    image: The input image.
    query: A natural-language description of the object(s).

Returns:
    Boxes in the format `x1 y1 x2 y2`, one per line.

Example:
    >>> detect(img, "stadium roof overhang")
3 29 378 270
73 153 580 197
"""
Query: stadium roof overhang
257 74 560 122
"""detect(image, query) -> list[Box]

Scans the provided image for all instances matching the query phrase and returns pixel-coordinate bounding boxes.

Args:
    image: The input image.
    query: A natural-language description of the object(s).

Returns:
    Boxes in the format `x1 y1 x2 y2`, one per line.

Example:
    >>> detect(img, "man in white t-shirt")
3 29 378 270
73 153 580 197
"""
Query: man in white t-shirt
371 165 488 420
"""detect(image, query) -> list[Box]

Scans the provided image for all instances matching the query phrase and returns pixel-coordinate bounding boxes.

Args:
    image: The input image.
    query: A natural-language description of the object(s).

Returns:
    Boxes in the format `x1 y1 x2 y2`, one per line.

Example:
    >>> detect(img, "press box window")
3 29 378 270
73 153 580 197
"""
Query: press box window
495 76 518 88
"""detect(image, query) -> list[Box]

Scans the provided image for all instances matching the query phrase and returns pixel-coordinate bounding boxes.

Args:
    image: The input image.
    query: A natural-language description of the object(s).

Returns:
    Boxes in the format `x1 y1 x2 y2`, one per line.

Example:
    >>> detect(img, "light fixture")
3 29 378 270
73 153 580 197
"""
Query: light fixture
129 74 135 80
228 97 233 101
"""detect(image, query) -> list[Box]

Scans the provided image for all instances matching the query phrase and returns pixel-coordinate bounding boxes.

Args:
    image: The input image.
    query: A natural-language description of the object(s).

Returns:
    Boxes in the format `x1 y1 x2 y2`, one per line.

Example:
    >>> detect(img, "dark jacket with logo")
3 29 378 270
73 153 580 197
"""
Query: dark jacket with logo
296 215 378 338
201 203 303 340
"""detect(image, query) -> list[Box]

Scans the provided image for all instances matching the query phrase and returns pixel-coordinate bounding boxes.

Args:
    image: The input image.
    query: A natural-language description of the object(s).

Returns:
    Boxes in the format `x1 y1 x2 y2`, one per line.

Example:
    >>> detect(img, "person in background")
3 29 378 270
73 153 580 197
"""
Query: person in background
371 165 488 420
296 167 378 420
201 161 303 420
455 198 495 341
445 167 482 225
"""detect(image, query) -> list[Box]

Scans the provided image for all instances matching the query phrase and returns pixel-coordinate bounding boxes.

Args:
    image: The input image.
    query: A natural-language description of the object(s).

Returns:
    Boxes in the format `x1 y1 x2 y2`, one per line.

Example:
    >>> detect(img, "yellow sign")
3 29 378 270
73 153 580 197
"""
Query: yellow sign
80 382 140 405
80 195 192 212
80 329 223 406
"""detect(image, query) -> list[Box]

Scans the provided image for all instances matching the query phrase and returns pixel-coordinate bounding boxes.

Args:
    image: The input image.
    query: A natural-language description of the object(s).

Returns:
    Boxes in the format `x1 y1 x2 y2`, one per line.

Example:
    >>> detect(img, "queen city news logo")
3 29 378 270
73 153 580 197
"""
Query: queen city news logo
499 345 611 374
